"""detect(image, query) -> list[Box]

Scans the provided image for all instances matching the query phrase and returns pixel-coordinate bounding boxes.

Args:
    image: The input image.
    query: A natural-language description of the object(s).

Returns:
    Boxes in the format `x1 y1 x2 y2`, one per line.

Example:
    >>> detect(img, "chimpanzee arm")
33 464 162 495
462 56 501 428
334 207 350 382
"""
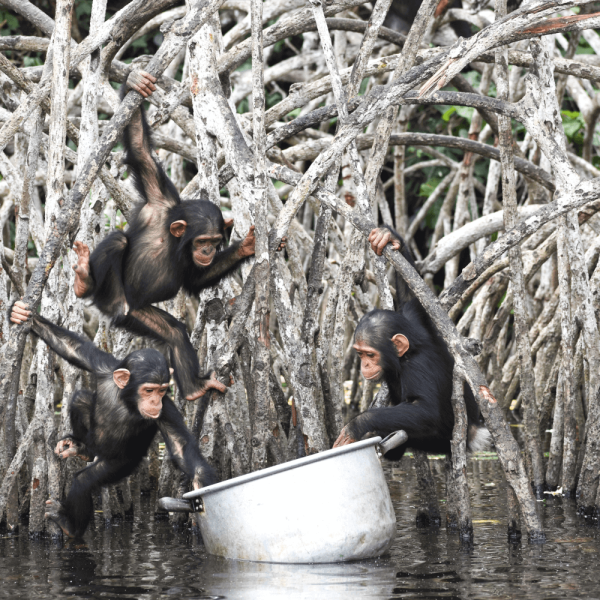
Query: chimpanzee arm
121 73 180 209
183 243 248 295
370 225 417 307
346 399 445 442
157 396 218 488
31 315 119 375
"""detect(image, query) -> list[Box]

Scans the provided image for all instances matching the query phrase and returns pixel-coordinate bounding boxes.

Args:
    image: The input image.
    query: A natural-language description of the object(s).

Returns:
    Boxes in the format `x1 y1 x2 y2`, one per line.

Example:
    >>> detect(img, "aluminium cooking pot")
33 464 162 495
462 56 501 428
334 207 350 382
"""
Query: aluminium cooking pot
160 435 403 563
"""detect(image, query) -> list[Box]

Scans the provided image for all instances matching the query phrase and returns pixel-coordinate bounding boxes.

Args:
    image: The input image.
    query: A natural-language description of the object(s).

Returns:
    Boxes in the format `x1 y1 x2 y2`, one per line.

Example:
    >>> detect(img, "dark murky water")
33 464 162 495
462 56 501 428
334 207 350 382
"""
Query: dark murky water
2 457 600 600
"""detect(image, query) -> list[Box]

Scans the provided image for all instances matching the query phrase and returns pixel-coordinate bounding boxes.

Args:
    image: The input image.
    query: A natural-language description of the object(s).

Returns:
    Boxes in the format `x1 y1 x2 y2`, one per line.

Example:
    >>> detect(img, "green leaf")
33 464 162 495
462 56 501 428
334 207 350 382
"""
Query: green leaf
561 110 585 141
455 106 474 123
419 177 441 197
441 106 456 122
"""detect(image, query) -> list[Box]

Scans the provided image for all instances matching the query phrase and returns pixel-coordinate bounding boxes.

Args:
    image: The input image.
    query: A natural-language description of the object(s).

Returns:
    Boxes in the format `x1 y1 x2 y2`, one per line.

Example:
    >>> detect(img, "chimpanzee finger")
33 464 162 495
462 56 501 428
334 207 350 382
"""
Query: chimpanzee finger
371 231 387 256
10 301 31 324
140 71 158 83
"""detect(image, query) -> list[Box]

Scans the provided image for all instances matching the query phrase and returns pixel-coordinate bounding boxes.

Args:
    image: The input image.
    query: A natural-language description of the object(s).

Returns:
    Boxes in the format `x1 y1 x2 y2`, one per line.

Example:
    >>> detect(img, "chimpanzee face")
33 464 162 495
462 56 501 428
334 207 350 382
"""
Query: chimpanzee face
169 219 223 267
191 233 223 267
353 340 383 381
113 367 170 420
353 334 410 382
137 383 170 419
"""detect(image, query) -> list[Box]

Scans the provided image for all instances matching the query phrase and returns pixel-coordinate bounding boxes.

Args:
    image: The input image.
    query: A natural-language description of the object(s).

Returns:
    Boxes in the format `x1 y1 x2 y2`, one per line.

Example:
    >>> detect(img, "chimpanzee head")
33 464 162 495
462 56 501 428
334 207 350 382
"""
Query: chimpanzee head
113 348 172 419
353 310 414 382
170 199 231 268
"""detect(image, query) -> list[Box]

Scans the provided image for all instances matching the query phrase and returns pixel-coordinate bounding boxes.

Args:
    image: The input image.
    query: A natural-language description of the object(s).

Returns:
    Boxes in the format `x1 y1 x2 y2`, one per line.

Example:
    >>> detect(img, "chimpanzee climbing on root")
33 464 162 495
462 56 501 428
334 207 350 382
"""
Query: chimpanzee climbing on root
10 301 216 539
334 227 490 458
71 69 285 401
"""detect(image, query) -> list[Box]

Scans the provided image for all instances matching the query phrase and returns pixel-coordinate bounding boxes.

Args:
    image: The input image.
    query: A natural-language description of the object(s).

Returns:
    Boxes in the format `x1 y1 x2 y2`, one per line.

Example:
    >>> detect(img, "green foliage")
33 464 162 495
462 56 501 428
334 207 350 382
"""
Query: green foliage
418 176 441 197
424 197 443 230
23 56 44 67
576 36 595 55
75 0 92 19
266 91 282 108
561 110 585 142
0 10 19 35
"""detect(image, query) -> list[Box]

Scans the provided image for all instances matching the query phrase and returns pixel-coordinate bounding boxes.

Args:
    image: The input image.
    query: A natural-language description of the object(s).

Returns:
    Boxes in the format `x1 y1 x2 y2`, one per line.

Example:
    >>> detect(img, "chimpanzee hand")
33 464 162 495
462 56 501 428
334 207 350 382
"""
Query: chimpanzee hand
333 426 356 448
238 225 256 258
55 436 92 462
185 371 233 401
368 228 401 256
277 237 287 252
10 300 31 325
127 70 157 98
72 241 93 298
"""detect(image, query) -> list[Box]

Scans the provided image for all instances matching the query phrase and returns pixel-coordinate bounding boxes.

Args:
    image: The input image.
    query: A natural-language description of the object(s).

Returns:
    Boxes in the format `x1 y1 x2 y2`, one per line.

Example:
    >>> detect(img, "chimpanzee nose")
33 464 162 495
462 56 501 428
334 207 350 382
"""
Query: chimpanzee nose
202 247 212 255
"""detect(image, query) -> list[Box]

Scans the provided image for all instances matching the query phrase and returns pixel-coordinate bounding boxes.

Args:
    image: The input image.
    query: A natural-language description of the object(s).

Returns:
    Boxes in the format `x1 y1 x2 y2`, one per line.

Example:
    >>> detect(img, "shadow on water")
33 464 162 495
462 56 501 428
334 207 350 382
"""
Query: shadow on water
1 458 600 599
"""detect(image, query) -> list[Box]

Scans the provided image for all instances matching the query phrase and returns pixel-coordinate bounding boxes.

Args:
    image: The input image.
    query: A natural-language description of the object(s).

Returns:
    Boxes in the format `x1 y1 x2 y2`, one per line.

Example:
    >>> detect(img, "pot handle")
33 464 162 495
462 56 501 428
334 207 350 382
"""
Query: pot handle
379 430 408 454
158 497 194 512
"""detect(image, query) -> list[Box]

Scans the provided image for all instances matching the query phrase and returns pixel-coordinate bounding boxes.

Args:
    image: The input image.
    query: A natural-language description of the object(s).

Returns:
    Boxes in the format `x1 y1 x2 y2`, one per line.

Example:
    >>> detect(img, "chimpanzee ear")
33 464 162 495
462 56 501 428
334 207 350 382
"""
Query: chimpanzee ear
223 217 234 230
169 368 174 375
169 220 187 238
391 334 409 357
113 368 131 389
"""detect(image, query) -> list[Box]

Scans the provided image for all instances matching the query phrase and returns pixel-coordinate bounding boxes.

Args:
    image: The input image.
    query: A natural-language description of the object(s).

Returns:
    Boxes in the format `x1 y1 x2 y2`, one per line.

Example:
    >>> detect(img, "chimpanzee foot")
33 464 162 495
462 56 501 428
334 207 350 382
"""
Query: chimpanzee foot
55 436 92 462
333 427 356 448
45 499 76 538
72 241 93 298
185 372 231 401
127 70 157 98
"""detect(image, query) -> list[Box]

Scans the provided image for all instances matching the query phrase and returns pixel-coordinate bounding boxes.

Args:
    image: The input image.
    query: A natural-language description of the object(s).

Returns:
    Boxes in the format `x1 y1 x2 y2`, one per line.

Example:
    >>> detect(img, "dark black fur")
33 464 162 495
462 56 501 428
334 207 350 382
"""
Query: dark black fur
345 229 487 460
78 82 249 398
31 314 216 538
384 0 473 39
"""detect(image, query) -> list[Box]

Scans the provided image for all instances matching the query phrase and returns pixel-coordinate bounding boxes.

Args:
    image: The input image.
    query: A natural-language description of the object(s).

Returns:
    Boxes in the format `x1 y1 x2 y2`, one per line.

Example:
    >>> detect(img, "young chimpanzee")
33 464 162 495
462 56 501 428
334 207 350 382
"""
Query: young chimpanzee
72 70 284 401
333 228 490 459
10 301 217 539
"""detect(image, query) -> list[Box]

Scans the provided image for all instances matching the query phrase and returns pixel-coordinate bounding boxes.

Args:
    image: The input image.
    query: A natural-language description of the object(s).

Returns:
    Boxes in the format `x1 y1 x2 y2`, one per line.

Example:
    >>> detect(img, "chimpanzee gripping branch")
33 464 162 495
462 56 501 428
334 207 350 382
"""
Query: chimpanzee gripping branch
266 161 544 540
0 0 227 421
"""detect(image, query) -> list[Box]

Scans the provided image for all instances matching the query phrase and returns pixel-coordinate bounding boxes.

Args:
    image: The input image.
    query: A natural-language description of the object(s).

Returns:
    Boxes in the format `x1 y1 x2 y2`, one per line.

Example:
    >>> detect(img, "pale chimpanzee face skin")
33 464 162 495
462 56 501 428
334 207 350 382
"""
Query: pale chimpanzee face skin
192 233 223 267
137 383 170 419
353 340 384 382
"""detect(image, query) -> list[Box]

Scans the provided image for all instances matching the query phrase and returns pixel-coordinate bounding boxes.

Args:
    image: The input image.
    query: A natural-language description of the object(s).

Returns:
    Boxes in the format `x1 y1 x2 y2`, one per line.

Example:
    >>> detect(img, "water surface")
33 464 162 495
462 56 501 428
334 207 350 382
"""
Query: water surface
1 458 599 599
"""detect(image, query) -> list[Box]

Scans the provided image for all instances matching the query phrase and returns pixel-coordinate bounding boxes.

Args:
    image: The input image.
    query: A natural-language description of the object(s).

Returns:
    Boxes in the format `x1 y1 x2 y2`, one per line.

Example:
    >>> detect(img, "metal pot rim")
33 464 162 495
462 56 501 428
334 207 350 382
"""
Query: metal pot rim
183 437 382 499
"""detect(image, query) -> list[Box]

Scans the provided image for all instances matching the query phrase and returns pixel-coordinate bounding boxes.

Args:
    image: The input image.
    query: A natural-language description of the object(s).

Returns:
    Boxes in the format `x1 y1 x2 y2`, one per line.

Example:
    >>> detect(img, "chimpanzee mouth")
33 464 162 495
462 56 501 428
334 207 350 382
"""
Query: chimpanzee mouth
142 409 162 419
194 254 214 267
363 371 383 381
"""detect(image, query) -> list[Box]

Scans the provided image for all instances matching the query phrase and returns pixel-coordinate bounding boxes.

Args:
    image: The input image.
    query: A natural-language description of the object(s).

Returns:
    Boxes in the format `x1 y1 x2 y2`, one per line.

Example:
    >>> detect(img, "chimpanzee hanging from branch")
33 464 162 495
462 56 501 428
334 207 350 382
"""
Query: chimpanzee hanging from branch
71 70 285 401
10 301 216 539
334 228 490 458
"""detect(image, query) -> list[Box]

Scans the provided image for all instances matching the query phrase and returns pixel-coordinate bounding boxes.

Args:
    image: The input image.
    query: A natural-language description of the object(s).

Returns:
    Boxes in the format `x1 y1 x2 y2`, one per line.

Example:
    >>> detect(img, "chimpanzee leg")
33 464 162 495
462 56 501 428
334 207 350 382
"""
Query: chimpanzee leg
157 396 218 489
46 457 139 538
114 306 207 399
